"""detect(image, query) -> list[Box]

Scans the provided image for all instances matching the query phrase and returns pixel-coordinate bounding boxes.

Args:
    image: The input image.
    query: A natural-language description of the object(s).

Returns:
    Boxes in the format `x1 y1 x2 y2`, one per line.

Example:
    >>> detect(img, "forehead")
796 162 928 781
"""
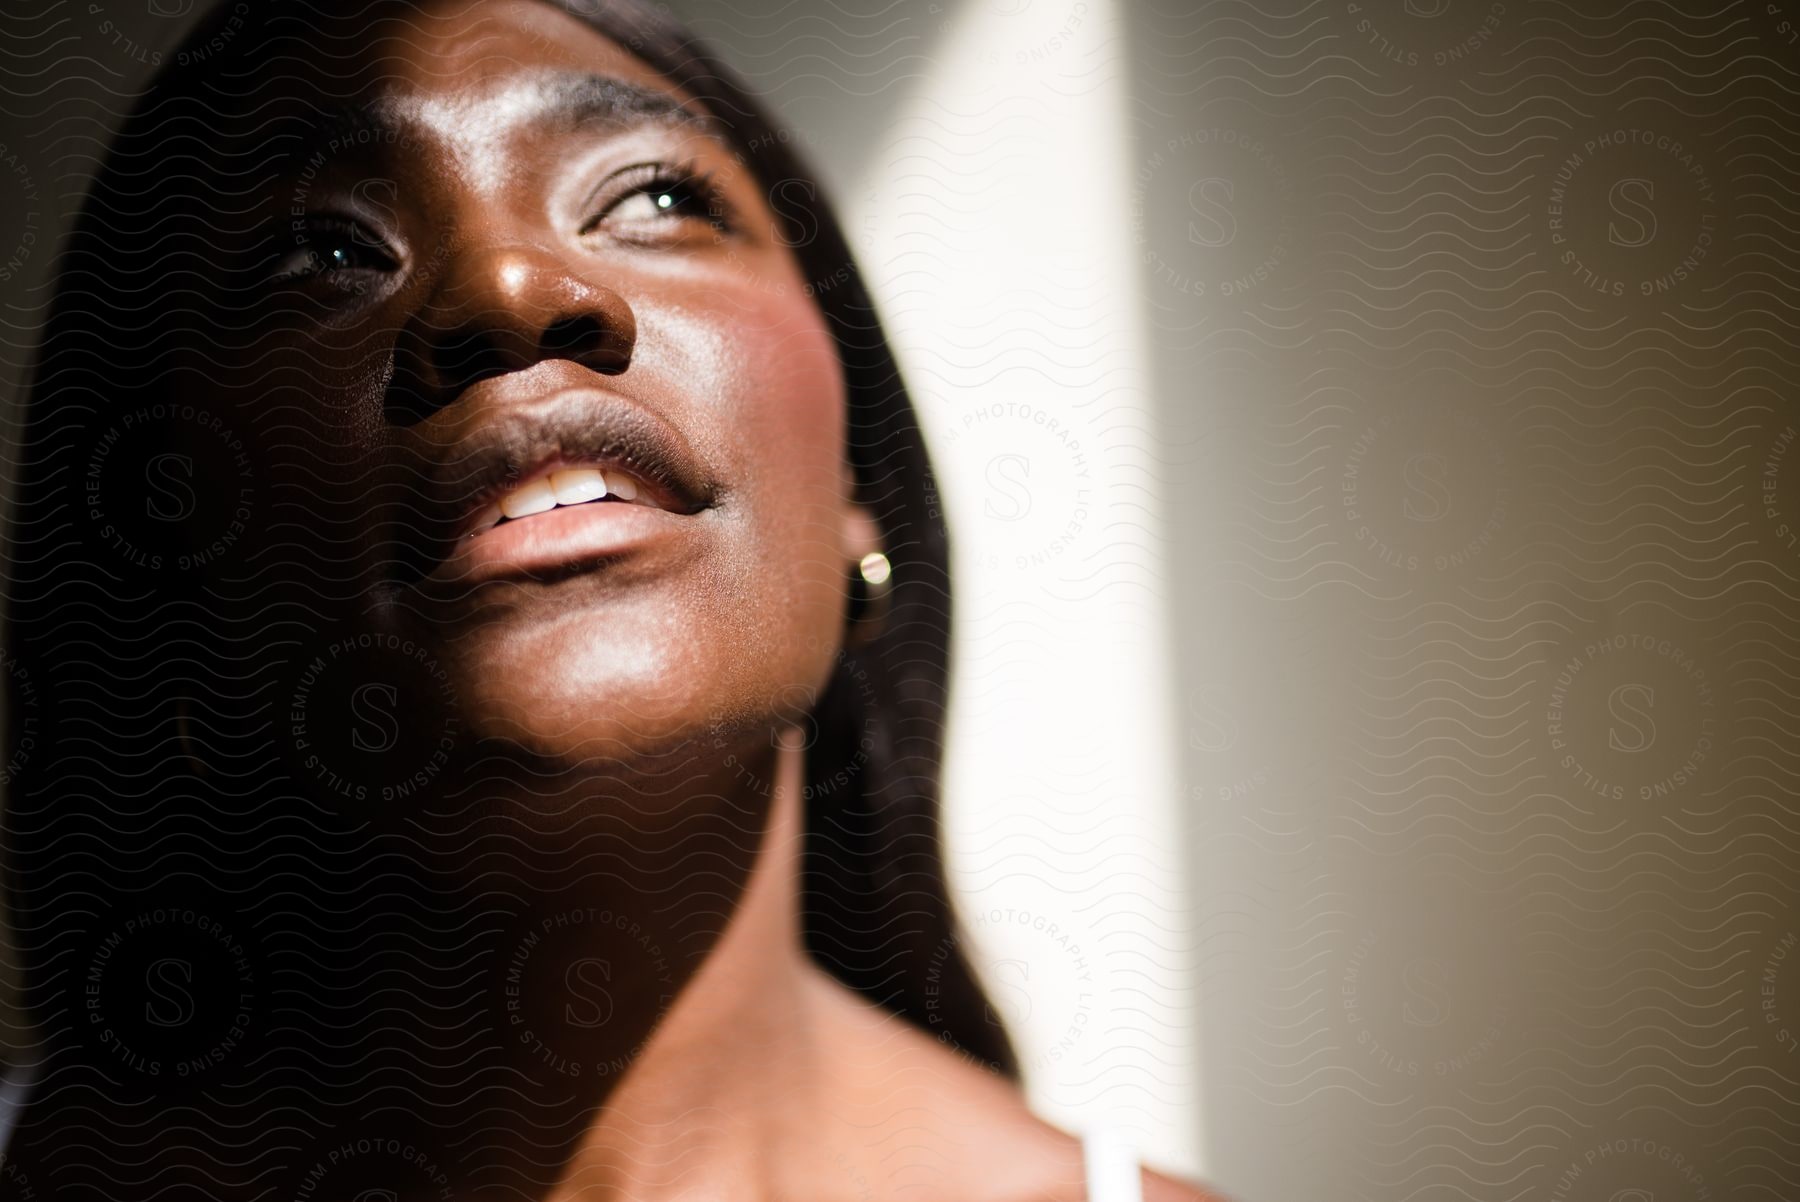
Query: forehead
372 0 683 98
292 0 712 155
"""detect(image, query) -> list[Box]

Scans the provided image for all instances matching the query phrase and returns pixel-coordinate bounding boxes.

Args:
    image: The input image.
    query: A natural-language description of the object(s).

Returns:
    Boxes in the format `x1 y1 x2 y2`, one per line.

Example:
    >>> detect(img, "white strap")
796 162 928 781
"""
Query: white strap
1083 1126 1143 1202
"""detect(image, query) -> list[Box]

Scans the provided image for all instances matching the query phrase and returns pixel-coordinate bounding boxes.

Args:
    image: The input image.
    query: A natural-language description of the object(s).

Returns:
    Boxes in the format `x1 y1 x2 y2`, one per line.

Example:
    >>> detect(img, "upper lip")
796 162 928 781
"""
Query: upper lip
405 383 718 573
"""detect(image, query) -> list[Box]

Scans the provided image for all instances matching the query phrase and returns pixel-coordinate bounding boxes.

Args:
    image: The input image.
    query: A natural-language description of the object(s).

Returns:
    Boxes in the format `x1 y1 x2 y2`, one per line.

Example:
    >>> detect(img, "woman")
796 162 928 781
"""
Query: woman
0 1 1223 1198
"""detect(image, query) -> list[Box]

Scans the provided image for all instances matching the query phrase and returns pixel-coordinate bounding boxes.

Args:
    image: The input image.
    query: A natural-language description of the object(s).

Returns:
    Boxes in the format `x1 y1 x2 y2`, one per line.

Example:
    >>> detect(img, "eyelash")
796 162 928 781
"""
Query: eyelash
582 159 732 236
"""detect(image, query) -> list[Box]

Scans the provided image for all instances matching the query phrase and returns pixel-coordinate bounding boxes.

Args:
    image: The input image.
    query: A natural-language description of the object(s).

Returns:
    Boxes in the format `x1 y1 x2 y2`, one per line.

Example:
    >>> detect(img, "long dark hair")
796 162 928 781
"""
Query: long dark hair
2 0 1014 1138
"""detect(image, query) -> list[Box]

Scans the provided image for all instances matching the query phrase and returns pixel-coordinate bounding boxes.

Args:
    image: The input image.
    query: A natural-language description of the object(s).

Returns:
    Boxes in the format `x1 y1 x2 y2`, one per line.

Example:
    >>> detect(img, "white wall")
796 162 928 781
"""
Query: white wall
677 0 1204 1175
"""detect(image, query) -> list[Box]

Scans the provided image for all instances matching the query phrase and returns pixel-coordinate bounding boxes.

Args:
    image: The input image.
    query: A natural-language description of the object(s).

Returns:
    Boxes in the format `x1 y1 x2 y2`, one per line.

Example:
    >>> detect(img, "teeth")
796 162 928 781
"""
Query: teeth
498 477 557 520
483 464 653 531
550 467 608 505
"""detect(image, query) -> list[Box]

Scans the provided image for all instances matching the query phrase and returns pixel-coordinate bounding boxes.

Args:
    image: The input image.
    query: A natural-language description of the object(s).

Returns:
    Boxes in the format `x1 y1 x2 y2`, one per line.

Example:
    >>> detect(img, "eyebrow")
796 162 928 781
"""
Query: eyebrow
291 71 714 165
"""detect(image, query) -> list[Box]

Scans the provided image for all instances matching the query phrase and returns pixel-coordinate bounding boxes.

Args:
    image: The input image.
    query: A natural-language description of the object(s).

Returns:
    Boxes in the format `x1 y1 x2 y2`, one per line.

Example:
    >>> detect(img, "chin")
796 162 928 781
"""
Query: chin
437 606 774 770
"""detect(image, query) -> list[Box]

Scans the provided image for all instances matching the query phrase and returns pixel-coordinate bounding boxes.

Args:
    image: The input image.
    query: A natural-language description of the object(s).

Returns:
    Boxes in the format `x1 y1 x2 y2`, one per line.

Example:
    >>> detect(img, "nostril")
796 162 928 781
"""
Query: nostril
384 306 634 427
435 328 505 391
384 327 508 426
542 316 598 355
541 315 629 373
384 370 439 426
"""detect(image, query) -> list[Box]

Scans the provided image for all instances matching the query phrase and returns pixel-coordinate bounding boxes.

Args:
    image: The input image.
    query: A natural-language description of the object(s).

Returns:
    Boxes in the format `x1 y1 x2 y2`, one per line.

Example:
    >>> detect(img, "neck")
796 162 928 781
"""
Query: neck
373 722 826 1199
550 726 826 1201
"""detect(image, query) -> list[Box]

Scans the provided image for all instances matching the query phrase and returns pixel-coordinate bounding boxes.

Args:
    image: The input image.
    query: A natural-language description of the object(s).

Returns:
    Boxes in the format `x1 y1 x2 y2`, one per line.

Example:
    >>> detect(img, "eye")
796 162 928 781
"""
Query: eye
269 218 399 283
583 162 731 241
611 182 708 222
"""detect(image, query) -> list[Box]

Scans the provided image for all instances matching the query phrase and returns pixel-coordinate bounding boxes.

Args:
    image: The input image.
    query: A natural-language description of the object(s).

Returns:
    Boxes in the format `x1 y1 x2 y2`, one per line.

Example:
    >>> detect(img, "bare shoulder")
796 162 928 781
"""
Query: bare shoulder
807 971 1237 1202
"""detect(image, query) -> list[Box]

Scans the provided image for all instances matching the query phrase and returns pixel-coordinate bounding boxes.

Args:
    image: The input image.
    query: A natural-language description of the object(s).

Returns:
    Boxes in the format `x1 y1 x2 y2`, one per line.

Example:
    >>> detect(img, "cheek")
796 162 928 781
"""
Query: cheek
190 322 392 468
645 283 849 557
743 307 846 541
172 326 396 584
638 288 851 693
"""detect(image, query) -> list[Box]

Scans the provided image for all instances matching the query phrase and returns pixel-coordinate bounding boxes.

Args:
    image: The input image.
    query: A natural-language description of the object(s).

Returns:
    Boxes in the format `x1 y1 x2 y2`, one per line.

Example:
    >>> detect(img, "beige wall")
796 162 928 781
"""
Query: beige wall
1126 4 1800 1200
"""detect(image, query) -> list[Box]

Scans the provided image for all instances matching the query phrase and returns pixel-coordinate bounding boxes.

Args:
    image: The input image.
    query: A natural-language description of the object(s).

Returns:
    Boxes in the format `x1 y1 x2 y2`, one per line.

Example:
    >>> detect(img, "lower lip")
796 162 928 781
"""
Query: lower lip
430 501 697 586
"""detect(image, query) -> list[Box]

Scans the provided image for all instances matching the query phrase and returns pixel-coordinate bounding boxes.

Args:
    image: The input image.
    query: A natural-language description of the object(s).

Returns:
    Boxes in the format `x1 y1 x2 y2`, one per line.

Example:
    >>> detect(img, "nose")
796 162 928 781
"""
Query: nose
387 243 637 424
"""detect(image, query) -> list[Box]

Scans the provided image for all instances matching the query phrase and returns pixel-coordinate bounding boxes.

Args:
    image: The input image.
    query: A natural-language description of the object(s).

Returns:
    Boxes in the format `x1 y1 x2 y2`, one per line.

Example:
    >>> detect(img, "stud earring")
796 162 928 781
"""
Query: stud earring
846 550 893 645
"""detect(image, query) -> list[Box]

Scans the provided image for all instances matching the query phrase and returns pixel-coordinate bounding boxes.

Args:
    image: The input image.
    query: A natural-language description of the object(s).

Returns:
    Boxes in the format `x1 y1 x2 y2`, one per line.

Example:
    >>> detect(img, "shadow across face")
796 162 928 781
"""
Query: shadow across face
3 0 884 1195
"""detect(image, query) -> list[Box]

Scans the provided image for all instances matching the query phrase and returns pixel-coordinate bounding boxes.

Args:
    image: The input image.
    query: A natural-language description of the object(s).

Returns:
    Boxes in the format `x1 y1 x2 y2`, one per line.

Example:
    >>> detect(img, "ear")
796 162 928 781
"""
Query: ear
839 502 882 565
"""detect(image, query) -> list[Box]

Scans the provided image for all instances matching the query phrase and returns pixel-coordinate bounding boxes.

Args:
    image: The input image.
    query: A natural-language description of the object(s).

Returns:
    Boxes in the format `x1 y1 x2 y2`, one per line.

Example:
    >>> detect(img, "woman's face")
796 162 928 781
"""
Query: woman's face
212 0 859 766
